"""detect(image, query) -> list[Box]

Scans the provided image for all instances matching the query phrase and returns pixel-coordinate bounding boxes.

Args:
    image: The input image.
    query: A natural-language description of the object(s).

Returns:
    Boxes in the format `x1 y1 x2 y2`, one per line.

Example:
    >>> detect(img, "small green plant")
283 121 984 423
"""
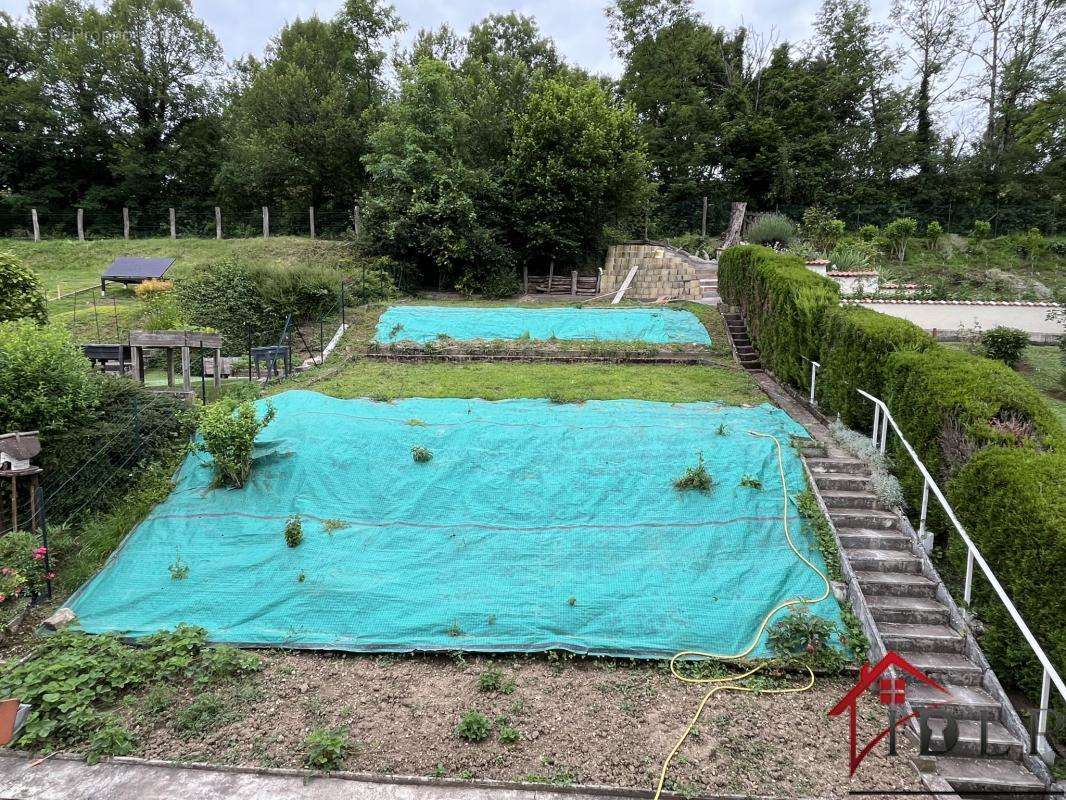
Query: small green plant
981 326 1029 369
828 241 870 271
478 666 503 692
487 613 496 625
407 418 427 426
446 620 463 637
432 763 447 778
322 518 349 535
197 398 276 488
924 220 943 251
168 552 189 580
388 323 404 338
795 489 841 582
716 423 728 436
499 725 520 744
85 715 134 764
198 645 262 683
567 596 576 606
971 219 992 240
739 475 763 490
744 212 796 247
883 217 918 261
297 571 306 582
412 445 433 463
305 726 347 771
673 451 713 492
284 515 303 547
767 605 844 671
176 693 225 734
456 710 492 742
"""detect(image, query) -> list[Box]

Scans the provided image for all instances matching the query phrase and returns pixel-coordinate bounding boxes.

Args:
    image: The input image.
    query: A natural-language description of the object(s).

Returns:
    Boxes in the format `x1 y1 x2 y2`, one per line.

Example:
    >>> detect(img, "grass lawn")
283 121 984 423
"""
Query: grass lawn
288 359 764 405
1019 345 1066 428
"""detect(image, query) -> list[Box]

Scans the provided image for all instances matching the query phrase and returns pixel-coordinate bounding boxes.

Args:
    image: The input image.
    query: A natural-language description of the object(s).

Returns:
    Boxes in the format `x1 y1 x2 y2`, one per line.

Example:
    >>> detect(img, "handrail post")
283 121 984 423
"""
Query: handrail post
871 405 880 444
917 478 932 552
1037 668 1051 758
879 414 888 454
964 548 974 606
808 361 819 406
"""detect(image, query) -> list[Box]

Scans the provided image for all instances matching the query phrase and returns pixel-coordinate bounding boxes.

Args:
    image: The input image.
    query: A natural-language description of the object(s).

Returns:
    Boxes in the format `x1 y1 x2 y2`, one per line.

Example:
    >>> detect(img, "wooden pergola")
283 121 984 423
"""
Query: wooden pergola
128 330 223 393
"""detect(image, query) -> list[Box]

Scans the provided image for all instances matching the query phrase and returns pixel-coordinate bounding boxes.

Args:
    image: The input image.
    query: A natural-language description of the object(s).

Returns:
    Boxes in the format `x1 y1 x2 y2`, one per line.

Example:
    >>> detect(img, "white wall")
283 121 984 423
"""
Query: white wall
852 300 1064 341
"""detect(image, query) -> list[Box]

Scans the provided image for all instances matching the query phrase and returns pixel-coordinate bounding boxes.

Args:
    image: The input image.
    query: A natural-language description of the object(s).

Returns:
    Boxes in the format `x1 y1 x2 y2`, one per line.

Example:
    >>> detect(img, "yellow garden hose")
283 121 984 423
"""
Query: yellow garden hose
651 431 832 800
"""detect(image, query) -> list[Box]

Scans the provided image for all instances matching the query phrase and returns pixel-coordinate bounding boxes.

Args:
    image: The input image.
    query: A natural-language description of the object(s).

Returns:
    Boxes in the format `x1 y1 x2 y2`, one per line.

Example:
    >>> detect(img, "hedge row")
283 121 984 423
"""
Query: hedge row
719 244 1065 701
718 245 839 387
947 447 1065 701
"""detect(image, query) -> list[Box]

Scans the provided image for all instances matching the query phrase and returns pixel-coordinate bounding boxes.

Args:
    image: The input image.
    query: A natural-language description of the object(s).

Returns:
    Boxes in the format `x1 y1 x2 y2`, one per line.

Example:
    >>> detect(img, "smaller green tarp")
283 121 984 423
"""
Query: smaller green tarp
374 305 712 345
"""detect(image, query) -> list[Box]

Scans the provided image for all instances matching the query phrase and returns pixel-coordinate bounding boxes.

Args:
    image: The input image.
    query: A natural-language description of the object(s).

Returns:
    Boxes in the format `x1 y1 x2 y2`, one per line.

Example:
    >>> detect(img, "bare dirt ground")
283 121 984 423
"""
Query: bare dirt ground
120 650 921 799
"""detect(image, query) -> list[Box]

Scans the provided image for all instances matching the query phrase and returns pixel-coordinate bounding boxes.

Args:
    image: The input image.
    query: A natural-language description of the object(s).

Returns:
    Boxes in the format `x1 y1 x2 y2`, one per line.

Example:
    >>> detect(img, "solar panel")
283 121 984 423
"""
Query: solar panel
102 257 175 280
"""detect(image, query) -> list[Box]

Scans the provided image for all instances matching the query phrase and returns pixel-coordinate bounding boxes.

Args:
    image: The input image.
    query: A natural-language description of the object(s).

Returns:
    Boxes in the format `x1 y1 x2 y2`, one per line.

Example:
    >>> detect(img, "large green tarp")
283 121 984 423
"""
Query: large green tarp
67 391 841 657
374 305 713 345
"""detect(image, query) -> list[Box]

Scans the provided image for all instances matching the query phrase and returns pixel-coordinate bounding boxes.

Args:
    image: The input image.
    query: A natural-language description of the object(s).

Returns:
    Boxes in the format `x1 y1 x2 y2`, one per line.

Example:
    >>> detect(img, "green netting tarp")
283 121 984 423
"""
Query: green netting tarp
374 305 713 345
67 391 841 657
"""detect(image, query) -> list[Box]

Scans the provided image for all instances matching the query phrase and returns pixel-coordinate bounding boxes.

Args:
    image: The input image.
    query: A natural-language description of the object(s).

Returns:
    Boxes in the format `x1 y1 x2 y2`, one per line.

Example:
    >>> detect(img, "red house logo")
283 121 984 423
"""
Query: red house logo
829 651 951 775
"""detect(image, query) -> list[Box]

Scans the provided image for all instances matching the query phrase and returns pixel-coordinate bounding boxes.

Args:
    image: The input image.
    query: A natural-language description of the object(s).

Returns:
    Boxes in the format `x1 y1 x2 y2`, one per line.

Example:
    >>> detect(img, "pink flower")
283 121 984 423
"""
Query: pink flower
0 595 6 603
32 553 44 561
45 572 56 580
1 567 9 576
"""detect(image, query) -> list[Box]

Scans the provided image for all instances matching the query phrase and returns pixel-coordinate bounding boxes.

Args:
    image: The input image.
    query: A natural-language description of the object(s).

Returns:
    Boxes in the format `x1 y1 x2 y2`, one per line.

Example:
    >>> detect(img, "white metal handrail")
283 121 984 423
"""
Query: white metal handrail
857 388 1065 758
800 356 820 406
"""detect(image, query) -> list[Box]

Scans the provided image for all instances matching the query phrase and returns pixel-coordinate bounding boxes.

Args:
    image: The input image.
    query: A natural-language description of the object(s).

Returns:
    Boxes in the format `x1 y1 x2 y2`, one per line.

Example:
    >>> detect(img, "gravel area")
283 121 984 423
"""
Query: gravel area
120 651 922 798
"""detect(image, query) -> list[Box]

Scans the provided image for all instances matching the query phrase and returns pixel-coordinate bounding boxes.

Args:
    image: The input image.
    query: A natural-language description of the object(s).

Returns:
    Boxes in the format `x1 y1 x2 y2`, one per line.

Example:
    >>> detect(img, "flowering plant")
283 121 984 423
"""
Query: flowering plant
0 532 50 606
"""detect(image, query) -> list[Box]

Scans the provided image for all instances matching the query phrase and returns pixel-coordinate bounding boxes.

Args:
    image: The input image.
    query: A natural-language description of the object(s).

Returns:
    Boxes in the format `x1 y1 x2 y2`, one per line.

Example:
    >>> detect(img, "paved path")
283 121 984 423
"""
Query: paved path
0 753 640 800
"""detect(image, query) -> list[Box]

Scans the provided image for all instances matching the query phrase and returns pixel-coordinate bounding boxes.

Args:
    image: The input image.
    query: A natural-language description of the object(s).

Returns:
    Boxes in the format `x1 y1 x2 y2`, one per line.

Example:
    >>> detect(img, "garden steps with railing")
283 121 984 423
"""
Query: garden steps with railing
803 447 1049 795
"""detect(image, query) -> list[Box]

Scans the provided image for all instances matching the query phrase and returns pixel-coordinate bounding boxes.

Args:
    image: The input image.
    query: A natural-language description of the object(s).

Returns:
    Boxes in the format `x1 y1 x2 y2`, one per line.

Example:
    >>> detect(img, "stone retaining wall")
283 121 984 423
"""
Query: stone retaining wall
601 243 703 301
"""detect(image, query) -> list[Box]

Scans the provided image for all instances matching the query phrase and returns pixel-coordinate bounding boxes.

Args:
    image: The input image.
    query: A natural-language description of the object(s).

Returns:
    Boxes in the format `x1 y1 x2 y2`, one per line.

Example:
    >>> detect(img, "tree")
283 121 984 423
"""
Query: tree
508 78 652 267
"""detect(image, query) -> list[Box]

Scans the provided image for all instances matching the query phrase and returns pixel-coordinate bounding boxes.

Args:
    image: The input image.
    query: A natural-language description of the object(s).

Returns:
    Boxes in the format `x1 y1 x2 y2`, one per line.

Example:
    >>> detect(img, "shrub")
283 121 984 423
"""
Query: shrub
818 307 934 429
883 217 918 261
980 326 1029 368
800 207 846 253
347 259 399 303
284 515 303 548
134 280 183 331
924 221 943 251
0 531 51 605
0 252 47 325
411 445 432 463
0 320 98 435
767 605 844 671
857 224 879 242
947 447 1065 702
674 451 713 492
499 725 520 744
718 245 840 386
456 710 492 742
85 715 135 764
305 727 347 771
1016 227 1046 263
828 241 870 271
197 398 277 488
971 220 992 240
745 213 796 247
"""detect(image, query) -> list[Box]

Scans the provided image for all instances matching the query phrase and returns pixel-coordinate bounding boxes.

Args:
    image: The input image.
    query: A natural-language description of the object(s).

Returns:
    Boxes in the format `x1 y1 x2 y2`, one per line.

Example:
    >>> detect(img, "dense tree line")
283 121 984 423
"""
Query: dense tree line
1 0 1062 284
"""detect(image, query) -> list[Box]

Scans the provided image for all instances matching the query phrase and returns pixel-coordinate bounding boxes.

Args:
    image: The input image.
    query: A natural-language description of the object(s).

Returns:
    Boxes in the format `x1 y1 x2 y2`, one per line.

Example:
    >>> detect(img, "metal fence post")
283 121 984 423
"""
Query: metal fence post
37 486 51 600
963 548 974 605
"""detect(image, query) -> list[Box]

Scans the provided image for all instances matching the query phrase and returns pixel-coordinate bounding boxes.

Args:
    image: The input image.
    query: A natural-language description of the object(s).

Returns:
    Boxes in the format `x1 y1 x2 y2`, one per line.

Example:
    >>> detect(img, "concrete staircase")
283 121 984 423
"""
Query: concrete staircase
805 453 1050 797
693 260 719 303
722 312 761 370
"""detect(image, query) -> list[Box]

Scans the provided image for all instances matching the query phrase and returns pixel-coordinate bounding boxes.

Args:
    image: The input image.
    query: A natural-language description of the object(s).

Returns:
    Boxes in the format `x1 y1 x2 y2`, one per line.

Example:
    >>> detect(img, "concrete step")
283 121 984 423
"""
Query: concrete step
829 508 900 530
935 757 1044 795
855 570 937 598
907 682 1001 721
866 595 950 625
896 650 984 686
806 457 870 475
922 718 1024 759
814 473 872 492
837 529 911 551
821 490 886 510
845 548 923 574
881 622 965 653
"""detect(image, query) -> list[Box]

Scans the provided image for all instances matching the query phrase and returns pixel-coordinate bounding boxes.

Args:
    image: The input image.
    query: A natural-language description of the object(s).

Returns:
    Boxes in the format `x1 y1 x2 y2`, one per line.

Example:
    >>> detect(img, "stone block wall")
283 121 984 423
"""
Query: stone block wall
601 243 703 301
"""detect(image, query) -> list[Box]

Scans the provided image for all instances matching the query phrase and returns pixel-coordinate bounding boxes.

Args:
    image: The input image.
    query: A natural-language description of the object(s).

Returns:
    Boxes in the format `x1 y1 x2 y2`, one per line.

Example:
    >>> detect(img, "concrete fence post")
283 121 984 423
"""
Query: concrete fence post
262 206 269 238
571 270 578 297
77 208 84 241
169 207 176 240
353 204 361 238
215 206 222 239
122 207 130 240
31 209 40 242
701 196 708 238
523 264 528 294
309 207 316 239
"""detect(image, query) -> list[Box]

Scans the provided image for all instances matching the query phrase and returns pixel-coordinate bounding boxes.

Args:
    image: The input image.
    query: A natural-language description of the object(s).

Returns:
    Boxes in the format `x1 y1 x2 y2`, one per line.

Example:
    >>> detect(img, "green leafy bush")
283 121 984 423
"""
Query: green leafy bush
718 245 839 387
745 213 796 247
0 531 51 605
800 207 846 252
883 217 918 261
818 307 934 429
85 715 134 764
456 709 492 742
197 398 276 487
176 693 224 734
411 445 432 463
857 224 879 242
346 260 399 303
971 220 992 240
305 727 348 770
674 451 712 492
980 326 1029 368
947 447 1065 702
0 321 98 436
0 251 47 324
767 606 845 671
924 221 943 251
828 241 871 271
284 514 303 547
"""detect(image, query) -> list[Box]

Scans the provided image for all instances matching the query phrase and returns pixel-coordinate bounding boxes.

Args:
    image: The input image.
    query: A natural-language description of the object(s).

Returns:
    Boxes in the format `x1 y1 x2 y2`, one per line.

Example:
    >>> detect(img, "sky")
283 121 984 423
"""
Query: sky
0 0 894 77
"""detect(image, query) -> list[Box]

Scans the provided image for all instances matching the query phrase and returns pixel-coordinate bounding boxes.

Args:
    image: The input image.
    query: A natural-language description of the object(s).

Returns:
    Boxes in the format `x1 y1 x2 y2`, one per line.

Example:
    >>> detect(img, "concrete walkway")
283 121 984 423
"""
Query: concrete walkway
0 753 643 800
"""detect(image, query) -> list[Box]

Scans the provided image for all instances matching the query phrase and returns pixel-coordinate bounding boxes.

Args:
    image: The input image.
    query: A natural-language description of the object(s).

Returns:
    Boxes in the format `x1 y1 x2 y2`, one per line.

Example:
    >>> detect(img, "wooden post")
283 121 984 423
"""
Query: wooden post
353 204 361 238
131 346 144 384
309 207 316 239
166 349 174 387
31 209 40 242
169 207 176 240
523 264 529 294
28 476 38 533
180 346 191 392
122 207 130 240
701 196 708 238
213 349 222 390
215 206 222 239
262 206 269 238
571 270 578 297
77 208 85 241
9 476 16 534
548 259 554 293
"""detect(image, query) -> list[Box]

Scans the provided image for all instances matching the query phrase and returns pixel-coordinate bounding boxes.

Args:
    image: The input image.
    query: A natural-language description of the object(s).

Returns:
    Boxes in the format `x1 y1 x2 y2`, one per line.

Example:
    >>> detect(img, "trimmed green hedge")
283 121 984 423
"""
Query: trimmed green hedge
947 447 1066 701
718 245 839 386
818 306 934 430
